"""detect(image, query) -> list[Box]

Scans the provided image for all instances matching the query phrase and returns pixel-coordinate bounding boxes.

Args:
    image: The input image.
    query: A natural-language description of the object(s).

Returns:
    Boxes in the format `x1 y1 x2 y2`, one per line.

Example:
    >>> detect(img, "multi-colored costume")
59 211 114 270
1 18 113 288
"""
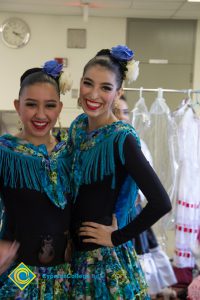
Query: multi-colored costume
69 113 171 299
0 133 71 299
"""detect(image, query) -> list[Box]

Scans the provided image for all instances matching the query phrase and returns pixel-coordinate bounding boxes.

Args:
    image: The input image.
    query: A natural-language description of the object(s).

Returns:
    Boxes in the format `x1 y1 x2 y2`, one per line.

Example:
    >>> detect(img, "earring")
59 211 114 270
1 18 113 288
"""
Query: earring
77 97 82 108
113 98 120 113
58 116 62 130
17 119 23 132
114 99 119 109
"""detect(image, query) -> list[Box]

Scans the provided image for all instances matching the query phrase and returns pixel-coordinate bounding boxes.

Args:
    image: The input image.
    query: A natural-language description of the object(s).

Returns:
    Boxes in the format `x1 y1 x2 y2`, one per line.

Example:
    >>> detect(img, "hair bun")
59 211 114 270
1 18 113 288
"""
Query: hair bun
96 49 111 57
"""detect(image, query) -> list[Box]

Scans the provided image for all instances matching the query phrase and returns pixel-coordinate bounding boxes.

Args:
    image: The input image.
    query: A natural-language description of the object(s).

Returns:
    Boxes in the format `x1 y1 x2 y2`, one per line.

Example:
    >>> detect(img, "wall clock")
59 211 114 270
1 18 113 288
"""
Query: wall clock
1 17 31 48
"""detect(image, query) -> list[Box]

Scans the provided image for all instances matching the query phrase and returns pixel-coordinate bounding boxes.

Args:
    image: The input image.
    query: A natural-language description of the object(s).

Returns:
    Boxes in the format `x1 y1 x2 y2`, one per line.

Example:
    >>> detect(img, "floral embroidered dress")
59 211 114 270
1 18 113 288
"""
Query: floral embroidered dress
68 113 171 299
0 133 71 300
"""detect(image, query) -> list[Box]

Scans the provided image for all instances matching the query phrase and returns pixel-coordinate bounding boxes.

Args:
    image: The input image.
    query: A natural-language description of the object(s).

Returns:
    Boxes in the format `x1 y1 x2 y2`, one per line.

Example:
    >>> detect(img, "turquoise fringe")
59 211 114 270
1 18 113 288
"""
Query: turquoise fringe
0 196 5 238
0 135 71 209
115 176 139 229
69 113 141 228
0 146 42 191
78 132 128 188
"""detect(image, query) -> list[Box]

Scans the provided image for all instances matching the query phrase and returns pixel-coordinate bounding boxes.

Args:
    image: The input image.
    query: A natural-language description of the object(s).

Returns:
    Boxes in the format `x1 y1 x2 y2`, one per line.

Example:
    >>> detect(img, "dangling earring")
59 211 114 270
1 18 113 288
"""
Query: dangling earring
17 119 23 132
58 116 62 130
56 116 63 139
113 98 120 115
77 97 82 108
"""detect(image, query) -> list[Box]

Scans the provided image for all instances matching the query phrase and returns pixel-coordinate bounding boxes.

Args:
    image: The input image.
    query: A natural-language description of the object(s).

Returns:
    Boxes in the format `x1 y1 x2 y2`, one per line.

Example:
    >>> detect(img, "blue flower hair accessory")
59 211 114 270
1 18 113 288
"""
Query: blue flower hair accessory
110 45 139 83
43 60 63 78
111 45 134 61
42 60 73 94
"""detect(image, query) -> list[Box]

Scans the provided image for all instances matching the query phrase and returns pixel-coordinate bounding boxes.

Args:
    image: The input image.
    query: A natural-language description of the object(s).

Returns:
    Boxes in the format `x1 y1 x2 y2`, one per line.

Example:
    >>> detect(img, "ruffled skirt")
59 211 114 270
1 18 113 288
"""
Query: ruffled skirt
70 244 150 300
138 246 177 295
0 262 71 300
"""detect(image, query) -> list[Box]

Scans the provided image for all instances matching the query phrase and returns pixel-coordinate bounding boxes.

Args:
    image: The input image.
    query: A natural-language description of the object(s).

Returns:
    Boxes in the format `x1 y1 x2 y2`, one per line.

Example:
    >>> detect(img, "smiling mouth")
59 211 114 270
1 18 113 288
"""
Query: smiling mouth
85 99 102 110
32 121 49 130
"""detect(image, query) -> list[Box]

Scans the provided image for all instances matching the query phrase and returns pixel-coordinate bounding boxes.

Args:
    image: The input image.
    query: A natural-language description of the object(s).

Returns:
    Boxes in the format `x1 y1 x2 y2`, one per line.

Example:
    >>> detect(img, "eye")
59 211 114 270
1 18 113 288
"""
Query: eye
123 109 129 115
102 85 112 92
46 103 57 108
25 102 36 107
83 80 92 86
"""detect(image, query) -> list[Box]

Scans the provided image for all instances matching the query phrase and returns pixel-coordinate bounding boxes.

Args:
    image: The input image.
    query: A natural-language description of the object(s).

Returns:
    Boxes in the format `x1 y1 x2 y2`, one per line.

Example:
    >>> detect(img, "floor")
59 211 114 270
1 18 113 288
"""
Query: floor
150 286 188 300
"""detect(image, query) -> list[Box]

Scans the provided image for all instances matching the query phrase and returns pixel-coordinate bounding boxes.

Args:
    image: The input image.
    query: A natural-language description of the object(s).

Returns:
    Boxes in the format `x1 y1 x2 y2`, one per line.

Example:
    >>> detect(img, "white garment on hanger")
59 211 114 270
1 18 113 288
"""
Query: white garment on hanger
173 107 200 268
140 95 178 239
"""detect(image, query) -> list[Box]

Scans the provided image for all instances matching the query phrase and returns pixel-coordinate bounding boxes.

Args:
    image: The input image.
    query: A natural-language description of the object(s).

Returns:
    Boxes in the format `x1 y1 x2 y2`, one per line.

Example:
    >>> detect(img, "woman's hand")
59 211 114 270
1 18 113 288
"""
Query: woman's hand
0 240 19 275
79 214 118 247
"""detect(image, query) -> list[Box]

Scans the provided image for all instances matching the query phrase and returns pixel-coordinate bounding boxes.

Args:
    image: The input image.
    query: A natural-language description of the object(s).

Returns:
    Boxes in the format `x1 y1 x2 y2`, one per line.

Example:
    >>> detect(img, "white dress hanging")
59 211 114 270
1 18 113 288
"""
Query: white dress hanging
141 92 178 240
173 107 200 268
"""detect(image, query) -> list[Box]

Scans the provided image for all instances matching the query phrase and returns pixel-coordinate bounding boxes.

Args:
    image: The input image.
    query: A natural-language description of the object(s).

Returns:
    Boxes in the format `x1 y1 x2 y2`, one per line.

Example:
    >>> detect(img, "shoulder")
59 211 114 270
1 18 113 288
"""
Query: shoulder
0 134 16 149
68 113 87 145
70 113 87 129
114 121 140 146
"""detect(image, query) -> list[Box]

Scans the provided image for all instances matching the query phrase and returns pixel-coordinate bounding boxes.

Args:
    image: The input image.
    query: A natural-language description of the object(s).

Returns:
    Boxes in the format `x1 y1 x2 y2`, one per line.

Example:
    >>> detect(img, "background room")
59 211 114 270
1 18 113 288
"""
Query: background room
0 2 200 299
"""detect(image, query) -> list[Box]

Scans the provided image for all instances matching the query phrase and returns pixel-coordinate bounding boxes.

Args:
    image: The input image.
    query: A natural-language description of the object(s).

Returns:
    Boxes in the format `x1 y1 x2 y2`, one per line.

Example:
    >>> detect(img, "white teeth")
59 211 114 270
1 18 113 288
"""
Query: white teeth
86 100 101 108
33 122 47 127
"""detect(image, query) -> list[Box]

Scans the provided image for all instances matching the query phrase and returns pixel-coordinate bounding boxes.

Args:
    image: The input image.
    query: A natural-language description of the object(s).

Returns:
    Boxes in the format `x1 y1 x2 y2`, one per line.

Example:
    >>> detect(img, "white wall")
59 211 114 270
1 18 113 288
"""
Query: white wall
1 12 200 128
0 12 126 126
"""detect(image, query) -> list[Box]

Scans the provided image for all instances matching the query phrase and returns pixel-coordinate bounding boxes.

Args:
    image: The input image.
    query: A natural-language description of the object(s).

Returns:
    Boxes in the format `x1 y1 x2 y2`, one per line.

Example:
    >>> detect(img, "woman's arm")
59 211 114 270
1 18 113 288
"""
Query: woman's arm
111 134 171 246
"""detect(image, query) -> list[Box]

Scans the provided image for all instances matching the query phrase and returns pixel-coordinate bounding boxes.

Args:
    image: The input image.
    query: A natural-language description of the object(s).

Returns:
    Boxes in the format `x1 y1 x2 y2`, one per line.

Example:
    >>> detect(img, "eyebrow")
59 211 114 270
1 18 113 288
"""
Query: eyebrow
84 77 114 87
24 98 58 103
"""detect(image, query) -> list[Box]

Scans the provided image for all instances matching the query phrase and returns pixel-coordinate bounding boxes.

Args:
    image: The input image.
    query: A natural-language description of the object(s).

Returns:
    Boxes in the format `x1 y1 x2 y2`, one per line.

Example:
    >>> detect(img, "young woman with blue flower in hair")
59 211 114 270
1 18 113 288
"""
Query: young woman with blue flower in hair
0 60 73 299
68 45 172 299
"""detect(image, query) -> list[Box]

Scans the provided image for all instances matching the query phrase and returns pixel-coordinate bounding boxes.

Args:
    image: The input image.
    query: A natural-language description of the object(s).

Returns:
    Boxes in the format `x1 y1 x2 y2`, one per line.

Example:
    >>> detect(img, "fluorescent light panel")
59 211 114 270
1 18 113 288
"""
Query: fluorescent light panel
188 0 200 2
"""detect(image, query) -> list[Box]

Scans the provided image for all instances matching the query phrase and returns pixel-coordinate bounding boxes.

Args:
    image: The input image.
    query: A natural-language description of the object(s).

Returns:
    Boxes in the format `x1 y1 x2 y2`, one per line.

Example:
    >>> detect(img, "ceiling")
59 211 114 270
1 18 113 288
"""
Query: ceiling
0 0 200 20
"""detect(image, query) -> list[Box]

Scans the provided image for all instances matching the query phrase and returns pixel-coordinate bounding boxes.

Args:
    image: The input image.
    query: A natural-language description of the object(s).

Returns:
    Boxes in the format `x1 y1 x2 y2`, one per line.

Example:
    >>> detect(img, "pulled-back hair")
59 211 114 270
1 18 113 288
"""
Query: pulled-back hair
120 94 127 102
19 68 60 97
82 49 128 90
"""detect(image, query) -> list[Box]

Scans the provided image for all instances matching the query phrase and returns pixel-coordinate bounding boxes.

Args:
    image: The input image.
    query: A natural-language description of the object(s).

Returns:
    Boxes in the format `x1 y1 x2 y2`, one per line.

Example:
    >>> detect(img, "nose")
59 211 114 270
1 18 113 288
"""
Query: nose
90 86 99 100
35 106 46 119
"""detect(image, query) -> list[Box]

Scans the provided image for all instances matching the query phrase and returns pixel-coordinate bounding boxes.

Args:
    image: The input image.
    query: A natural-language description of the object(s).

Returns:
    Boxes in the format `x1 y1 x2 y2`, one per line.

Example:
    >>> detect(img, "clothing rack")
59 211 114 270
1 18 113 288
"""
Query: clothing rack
123 87 200 94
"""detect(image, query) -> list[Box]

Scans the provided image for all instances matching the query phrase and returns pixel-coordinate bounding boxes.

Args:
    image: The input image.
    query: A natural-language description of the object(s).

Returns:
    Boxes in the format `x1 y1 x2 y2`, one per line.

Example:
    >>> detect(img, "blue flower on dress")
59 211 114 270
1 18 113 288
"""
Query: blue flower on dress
43 60 63 78
110 45 134 61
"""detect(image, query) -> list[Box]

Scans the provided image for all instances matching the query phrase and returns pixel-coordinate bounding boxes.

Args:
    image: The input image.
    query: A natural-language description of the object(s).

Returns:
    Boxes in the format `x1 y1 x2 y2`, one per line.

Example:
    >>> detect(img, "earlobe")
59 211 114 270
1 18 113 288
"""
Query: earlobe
59 101 63 113
117 88 123 99
14 99 20 114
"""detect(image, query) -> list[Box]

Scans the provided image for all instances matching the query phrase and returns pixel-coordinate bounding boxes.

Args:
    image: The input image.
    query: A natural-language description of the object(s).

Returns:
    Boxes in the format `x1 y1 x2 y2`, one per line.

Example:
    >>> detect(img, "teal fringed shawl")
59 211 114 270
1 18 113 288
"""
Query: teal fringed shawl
0 134 71 209
0 196 5 238
115 176 138 229
68 113 141 227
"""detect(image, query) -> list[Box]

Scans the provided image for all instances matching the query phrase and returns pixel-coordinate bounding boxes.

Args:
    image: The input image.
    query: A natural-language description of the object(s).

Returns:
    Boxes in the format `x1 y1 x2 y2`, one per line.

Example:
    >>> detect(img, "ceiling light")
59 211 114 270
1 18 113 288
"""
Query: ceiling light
187 0 200 2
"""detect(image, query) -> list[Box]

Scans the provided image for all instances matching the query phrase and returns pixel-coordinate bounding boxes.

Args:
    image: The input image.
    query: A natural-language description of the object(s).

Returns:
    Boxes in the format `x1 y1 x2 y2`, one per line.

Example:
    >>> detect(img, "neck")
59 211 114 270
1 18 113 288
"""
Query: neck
16 132 57 152
87 112 118 132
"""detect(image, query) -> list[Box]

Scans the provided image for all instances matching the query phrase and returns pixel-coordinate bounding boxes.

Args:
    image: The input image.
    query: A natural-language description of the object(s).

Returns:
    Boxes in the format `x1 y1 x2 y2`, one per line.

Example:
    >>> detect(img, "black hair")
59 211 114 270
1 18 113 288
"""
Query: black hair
119 94 127 102
82 49 128 90
19 68 60 97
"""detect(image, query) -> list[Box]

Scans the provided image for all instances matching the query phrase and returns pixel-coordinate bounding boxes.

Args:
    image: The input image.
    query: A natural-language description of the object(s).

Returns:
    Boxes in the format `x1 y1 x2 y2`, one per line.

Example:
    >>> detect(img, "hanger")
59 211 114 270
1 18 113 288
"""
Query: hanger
157 87 164 99
192 92 200 117
131 86 150 128
139 86 143 99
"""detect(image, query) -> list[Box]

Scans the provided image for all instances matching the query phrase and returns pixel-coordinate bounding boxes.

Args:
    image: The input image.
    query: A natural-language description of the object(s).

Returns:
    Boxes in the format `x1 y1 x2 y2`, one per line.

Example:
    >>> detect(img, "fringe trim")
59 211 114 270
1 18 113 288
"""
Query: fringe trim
0 146 42 191
72 130 136 201
115 176 138 229
0 145 70 209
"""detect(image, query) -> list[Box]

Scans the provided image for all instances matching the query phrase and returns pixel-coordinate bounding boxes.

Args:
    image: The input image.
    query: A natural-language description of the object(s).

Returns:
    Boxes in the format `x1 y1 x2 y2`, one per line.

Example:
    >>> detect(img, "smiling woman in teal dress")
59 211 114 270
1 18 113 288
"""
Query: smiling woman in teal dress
68 45 172 299
0 60 73 299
